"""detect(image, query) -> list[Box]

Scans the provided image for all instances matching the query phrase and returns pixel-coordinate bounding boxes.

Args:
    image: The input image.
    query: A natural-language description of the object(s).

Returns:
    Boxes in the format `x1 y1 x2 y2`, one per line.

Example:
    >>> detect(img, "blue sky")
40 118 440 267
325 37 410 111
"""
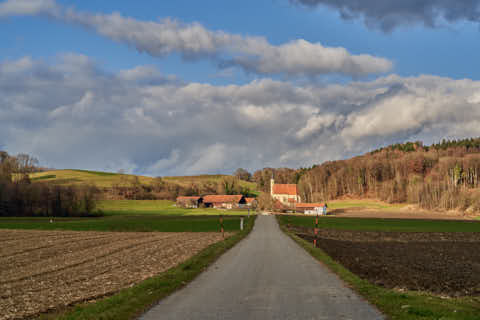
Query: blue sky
3 0 480 82
1 0 480 175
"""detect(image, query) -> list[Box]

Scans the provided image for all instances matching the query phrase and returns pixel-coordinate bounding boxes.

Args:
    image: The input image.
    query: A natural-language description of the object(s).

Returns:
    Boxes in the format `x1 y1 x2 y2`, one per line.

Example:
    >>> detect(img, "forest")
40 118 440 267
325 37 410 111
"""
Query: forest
294 138 480 212
0 151 98 217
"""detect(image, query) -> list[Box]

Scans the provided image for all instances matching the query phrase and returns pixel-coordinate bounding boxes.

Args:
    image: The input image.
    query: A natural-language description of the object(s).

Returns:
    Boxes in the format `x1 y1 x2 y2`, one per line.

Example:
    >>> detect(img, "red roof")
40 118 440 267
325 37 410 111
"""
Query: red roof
203 195 244 203
245 197 256 203
177 196 202 201
295 203 325 208
272 184 297 195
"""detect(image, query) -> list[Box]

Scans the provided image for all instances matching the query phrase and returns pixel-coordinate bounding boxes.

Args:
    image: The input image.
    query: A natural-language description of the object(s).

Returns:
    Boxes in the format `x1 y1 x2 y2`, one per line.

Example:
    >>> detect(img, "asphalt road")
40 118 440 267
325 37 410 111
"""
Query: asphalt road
139 215 384 320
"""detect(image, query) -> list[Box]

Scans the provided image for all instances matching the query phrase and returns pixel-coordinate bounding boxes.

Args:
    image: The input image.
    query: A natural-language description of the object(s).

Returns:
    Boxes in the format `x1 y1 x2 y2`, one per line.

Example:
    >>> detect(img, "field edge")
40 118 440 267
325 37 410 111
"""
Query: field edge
36 216 257 320
276 216 480 320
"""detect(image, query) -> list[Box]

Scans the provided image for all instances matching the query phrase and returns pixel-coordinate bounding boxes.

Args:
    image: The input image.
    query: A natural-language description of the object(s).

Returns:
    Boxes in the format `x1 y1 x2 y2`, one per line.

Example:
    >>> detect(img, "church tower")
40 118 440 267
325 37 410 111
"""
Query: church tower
270 177 274 196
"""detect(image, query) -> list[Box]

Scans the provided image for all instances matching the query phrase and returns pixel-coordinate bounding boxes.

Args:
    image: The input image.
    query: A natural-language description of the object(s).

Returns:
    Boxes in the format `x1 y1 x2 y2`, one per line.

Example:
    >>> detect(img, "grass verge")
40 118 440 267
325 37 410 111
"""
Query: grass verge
277 216 480 320
36 215 256 320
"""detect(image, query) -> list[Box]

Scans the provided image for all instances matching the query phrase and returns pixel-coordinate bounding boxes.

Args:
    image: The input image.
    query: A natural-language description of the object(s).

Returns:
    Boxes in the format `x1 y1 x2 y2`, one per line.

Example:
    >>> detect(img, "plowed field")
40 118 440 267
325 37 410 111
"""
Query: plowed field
293 227 480 297
0 229 227 320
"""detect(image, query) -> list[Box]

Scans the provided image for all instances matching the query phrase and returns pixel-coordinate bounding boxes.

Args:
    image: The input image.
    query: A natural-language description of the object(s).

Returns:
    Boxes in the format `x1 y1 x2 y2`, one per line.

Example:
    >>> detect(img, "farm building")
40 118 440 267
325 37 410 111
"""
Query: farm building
245 197 258 208
270 178 301 207
203 195 246 209
295 203 327 215
176 196 203 208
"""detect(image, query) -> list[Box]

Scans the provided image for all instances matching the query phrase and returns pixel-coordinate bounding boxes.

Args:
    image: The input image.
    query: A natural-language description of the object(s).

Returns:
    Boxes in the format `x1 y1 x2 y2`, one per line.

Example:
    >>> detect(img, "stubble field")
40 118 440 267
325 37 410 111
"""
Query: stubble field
0 229 227 320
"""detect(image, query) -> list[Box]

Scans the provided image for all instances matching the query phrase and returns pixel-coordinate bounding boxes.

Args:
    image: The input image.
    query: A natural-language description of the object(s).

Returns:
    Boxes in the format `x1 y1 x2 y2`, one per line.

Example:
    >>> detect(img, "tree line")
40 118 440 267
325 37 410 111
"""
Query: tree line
0 151 98 217
297 138 480 212
104 175 255 200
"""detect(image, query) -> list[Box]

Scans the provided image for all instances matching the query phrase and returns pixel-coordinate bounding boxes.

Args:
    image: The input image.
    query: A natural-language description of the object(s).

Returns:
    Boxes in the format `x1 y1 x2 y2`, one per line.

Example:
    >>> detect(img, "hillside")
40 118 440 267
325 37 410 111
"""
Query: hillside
296 138 480 213
30 169 154 187
29 169 259 199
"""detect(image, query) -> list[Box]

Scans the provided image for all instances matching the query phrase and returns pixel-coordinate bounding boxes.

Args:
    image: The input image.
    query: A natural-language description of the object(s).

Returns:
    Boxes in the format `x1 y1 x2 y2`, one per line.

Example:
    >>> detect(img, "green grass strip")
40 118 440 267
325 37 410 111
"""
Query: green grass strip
37 216 256 320
277 216 480 320
280 215 480 232
0 215 247 232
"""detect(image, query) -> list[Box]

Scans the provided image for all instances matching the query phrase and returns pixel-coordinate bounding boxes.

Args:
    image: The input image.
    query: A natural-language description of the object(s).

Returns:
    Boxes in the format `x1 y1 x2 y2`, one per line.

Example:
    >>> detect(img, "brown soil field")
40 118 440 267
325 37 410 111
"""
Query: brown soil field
0 229 228 320
293 227 480 297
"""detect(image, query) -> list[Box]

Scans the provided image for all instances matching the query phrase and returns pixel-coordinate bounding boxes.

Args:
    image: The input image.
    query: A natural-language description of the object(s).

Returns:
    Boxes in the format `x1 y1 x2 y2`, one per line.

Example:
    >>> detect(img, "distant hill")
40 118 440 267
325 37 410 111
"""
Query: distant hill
30 169 259 199
30 169 155 188
296 138 480 213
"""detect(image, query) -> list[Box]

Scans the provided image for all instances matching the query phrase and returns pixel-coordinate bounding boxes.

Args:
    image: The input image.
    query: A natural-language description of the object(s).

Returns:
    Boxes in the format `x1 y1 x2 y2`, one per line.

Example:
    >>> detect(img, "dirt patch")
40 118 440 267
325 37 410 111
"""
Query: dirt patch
293 227 480 297
0 229 228 320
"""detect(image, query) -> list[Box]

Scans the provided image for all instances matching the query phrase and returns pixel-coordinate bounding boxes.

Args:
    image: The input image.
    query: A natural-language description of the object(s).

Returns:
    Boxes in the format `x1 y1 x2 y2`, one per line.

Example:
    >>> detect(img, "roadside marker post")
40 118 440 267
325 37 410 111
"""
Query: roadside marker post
314 214 319 248
220 215 224 239
240 217 244 231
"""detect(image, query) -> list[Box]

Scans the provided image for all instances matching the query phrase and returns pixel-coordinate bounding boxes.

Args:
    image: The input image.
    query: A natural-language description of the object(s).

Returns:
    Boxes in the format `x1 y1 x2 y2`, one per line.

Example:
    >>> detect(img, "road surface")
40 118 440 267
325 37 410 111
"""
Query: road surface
139 215 384 320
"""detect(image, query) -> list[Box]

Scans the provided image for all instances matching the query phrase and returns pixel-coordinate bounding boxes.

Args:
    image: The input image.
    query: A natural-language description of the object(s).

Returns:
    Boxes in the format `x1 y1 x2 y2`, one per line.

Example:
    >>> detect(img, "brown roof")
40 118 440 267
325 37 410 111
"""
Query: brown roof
295 203 325 208
245 197 256 203
272 184 297 195
203 195 244 203
177 196 202 201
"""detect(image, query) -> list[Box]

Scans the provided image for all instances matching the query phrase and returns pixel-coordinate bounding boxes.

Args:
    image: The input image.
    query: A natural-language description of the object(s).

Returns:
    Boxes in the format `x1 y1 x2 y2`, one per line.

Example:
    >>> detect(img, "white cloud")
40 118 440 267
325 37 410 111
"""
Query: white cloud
1 56 480 175
0 0 58 16
0 0 392 77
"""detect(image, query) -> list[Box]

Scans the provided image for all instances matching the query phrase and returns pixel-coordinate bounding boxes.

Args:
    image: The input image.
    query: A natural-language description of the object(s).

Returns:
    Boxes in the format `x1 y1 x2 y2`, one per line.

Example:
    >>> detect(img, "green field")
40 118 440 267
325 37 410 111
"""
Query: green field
97 200 252 216
0 215 249 232
278 215 480 232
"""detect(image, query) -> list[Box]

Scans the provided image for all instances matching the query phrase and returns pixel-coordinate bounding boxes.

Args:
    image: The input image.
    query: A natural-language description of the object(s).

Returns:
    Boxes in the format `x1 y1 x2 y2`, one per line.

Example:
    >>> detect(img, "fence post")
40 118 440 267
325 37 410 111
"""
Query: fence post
220 214 224 239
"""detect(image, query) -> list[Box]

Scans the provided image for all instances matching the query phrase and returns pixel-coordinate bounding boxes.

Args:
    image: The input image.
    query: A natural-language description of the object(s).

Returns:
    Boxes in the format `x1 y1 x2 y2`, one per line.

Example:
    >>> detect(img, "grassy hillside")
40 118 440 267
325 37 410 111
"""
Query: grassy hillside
30 169 154 187
30 170 258 192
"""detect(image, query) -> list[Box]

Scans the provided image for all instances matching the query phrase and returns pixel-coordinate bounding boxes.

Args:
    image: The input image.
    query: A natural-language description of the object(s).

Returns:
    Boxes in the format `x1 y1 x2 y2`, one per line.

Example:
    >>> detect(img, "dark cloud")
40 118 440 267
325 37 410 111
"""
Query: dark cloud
1 56 480 175
292 0 480 31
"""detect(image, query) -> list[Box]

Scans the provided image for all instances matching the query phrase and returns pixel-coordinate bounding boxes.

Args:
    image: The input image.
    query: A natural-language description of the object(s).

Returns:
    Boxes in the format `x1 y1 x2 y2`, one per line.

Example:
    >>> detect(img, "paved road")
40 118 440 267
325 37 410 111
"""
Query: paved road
140 215 384 320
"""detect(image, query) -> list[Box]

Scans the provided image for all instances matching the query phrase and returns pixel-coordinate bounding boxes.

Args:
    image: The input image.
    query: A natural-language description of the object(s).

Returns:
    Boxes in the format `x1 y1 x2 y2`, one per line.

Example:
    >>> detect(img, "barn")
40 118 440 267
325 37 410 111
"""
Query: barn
295 203 327 215
203 195 246 209
176 196 203 208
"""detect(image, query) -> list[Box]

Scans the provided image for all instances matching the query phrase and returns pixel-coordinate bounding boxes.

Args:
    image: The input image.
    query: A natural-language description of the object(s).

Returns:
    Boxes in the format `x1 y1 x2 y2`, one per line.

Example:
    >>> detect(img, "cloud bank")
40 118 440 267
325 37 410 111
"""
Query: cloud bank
0 0 392 77
292 0 480 32
1 55 480 175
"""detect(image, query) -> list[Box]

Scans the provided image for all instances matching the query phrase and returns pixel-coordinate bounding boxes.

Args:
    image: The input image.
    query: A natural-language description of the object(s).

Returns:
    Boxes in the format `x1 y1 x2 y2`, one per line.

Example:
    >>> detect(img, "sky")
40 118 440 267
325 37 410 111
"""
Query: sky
1 0 480 176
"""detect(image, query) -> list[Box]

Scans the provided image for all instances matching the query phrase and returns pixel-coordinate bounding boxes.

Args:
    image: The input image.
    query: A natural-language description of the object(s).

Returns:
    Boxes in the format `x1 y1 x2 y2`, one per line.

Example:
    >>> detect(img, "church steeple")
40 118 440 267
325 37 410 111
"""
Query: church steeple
270 173 274 196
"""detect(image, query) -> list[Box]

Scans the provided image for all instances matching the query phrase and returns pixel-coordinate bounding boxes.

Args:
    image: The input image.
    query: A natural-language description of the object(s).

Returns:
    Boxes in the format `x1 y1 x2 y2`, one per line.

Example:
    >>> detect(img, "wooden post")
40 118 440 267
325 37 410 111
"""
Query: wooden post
314 214 319 247
220 214 224 239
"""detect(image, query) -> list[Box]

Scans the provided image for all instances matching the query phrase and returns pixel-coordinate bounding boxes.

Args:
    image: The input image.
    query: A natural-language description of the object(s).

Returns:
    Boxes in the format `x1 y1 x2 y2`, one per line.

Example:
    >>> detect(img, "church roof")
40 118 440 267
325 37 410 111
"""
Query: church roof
272 184 297 195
